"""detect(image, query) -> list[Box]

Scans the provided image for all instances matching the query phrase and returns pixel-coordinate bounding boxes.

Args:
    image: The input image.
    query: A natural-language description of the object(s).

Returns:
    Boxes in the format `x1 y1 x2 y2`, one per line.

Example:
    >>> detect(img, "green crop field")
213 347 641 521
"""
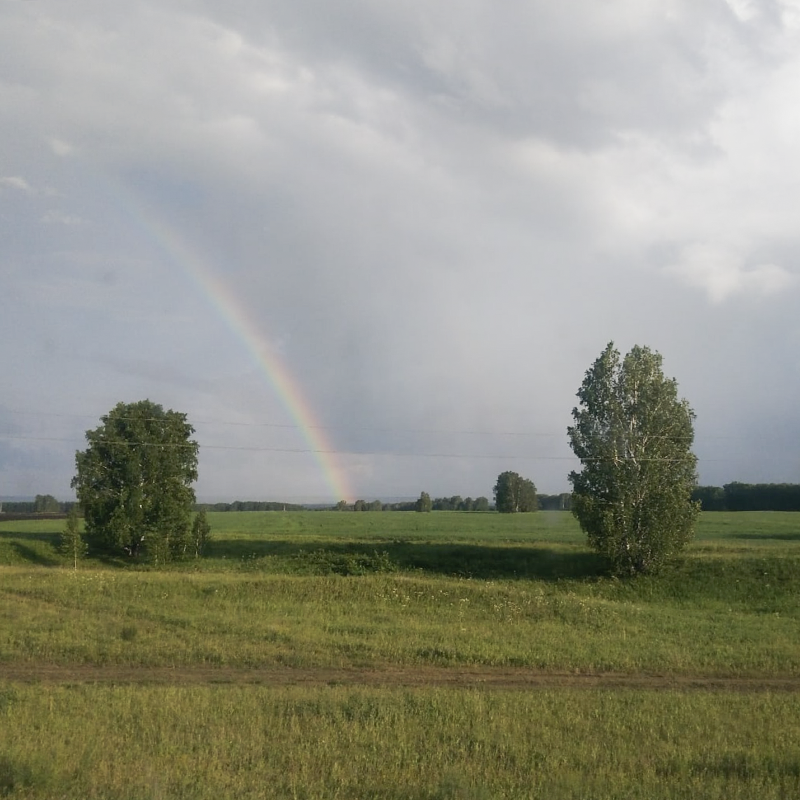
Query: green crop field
1 511 799 798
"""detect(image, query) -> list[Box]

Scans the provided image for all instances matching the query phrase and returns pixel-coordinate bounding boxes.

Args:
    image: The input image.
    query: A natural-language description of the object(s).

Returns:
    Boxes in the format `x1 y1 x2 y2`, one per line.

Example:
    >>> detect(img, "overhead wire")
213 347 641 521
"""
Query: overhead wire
2 408 739 440
0 407 744 465
0 433 729 462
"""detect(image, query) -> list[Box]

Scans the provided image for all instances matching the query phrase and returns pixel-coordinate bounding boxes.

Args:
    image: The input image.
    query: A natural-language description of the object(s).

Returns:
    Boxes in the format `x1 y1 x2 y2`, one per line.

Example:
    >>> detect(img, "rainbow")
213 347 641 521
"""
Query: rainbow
119 193 353 503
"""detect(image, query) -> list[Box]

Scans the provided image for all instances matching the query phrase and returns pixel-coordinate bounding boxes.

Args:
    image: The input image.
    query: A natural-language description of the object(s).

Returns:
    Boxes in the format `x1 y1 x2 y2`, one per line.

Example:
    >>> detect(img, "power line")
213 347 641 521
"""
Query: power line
0 434 729 462
2 409 564 437
2 408 743 441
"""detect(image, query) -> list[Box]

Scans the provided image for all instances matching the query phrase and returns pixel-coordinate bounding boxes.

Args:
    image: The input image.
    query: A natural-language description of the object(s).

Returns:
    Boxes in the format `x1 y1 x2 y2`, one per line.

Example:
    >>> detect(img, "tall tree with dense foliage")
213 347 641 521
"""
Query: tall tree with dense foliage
415 491 432 512
493 471 537 513
567 343 699 576
71 400 199 562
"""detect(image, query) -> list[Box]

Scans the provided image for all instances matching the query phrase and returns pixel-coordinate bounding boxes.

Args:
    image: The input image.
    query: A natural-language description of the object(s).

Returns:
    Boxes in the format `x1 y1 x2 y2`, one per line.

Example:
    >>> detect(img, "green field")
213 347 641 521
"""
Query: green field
1 511 799 798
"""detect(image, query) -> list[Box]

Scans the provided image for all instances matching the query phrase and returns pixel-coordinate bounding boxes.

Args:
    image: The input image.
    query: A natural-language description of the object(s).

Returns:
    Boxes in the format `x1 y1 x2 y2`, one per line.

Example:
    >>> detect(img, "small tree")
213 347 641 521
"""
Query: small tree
59 506 87 569
493 471 537 513
415 491 432 512
191 510 212 558
567 342 699 575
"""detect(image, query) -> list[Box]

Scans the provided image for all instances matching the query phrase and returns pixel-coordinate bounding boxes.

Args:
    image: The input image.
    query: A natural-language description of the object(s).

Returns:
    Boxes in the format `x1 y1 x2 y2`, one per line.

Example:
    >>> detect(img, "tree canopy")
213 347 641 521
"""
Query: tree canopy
493 471 537 513
34 494 60 513
415 491 432 512
71 400 199 562
567 343 698 575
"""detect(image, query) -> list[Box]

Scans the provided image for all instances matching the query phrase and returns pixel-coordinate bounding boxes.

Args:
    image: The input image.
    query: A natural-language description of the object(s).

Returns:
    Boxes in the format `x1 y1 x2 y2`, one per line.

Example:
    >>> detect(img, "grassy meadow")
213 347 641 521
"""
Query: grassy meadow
1 510 800 798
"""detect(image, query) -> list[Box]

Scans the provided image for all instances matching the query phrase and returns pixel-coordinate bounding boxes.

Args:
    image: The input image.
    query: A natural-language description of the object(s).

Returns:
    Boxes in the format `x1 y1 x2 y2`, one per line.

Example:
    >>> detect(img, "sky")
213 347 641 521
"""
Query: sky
2 0 799 503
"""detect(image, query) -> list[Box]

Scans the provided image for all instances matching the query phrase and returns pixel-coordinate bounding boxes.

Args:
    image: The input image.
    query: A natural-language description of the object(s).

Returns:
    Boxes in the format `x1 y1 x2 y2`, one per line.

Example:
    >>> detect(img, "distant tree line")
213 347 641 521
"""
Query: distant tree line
11 484 799 519
338 496 492 512
0 495 77 515
2 491 569 517
431 496 491 512
538 493 574 511
692 483 800 512
196 501 305 512
349 499 386 512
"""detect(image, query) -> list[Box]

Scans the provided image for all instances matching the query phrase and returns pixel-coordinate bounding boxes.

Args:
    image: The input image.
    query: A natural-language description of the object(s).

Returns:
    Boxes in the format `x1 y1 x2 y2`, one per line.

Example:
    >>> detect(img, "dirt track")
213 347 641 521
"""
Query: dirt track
1 664 799 692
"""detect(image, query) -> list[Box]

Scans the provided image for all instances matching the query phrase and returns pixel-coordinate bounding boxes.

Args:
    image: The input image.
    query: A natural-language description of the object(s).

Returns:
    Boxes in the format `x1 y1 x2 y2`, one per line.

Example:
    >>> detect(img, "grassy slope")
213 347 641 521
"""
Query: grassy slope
1 511 799 675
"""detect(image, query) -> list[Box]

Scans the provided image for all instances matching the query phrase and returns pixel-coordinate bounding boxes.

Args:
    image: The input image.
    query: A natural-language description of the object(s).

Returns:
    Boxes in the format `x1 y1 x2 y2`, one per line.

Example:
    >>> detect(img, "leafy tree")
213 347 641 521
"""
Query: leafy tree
334 500 350 511
34 494 60 513
473 496 490 512
191 510 212 558
567 343 699 576
415 491 432 513
59 506 87 569
369 499 384 512
71 400 199 562
493 471 537 513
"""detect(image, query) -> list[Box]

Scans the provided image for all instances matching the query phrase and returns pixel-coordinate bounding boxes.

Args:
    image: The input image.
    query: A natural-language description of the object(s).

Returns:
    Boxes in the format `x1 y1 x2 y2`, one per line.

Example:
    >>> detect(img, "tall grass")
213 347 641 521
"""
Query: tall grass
1 558 799 674
1 683 799 799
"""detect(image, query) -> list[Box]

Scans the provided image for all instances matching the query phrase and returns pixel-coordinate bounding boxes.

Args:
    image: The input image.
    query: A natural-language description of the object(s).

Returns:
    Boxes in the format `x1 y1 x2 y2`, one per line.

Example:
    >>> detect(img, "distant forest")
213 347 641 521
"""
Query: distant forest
0 494 77 516
196 501 306 512
691 483 800 512
3 485 800 515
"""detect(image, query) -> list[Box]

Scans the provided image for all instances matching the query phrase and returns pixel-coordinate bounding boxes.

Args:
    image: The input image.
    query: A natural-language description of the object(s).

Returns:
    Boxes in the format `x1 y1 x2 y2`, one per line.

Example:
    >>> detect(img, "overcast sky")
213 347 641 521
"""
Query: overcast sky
2 0 799 503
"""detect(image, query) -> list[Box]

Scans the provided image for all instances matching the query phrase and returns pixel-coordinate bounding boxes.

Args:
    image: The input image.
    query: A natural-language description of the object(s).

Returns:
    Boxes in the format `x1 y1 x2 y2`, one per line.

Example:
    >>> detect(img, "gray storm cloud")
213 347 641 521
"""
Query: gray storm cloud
2 0 799 501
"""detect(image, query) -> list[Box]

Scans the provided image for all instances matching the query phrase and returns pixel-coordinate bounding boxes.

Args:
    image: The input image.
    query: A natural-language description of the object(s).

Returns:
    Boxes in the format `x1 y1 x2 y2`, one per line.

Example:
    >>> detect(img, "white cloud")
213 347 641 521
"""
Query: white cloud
49 138 74 156
779 0 800 30
0 176 32 192
40 210 85 225
666 243 796 302
725 0 757 22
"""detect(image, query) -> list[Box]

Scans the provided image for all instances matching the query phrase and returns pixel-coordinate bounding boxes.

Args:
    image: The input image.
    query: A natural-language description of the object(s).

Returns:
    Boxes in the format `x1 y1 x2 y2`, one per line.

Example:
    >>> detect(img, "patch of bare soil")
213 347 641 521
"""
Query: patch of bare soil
1 664 799 692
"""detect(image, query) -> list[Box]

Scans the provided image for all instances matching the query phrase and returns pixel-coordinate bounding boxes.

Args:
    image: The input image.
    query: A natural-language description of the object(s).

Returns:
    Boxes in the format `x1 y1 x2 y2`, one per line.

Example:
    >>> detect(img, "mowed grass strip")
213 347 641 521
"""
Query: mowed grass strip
1 512 799 675
1 683 799 799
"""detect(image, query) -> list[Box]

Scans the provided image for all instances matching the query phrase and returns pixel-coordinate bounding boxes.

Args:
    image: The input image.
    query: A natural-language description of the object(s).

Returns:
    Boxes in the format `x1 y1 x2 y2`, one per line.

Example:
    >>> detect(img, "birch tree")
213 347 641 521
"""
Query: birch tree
493 472 538 513
567 343 699 575
59 506 87 569
72 400 199 562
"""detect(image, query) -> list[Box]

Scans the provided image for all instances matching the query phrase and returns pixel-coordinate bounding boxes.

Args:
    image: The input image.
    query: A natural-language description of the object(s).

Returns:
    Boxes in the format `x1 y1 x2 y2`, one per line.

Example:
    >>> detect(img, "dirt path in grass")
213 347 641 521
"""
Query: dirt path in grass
1 664 799 692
